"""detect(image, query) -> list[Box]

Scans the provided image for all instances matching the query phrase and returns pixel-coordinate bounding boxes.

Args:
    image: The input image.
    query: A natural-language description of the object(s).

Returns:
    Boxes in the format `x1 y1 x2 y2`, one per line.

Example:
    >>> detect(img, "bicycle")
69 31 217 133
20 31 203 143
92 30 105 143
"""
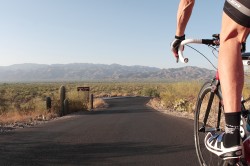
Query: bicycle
177 34 250 166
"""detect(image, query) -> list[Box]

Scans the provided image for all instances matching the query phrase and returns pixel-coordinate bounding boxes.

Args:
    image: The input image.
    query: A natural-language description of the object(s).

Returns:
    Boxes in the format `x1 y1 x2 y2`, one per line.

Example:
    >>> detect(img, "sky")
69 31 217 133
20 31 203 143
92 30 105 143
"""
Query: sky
0 0 234 69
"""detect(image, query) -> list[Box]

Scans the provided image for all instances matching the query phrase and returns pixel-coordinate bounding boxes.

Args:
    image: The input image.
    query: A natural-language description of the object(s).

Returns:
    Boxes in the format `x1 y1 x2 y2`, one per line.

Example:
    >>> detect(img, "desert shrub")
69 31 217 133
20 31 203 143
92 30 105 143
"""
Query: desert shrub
0 81 209 123
142 88 160 97
67 90 86 112
173 99 194 113
159 81 250 113
160 90 177 109
160 81 201 112
93 98 107 109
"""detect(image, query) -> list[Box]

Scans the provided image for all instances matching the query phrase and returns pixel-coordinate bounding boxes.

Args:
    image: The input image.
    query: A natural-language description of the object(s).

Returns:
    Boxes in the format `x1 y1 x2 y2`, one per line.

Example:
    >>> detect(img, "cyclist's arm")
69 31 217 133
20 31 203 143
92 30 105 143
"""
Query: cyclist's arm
176 0 195 37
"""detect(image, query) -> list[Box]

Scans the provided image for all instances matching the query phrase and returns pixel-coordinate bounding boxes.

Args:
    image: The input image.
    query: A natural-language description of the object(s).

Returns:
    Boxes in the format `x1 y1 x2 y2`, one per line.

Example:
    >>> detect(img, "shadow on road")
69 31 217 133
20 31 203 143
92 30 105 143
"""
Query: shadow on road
1 140 195 165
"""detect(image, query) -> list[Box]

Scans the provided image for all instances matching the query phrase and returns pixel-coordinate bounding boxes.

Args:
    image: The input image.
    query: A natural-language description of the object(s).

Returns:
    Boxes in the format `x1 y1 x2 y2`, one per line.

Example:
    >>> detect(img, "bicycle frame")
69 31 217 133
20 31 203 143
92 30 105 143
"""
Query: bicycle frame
208 71 250 165
178 38 250 165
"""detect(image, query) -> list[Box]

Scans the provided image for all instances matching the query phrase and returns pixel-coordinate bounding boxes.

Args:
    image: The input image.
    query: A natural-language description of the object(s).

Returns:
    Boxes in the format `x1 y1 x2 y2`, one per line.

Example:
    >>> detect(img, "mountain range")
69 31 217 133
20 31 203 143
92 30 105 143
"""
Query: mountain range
0 63 216 82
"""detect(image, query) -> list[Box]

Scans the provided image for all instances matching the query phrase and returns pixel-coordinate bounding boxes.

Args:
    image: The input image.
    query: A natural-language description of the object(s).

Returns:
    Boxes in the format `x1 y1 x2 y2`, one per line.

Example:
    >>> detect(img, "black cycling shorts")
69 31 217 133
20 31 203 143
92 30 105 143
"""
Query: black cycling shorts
224 0 250 28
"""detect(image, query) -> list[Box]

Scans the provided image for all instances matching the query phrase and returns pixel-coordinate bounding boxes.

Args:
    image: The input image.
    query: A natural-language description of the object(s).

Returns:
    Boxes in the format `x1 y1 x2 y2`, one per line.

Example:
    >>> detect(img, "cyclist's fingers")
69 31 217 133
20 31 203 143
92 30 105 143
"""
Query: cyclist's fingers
171 47 178 55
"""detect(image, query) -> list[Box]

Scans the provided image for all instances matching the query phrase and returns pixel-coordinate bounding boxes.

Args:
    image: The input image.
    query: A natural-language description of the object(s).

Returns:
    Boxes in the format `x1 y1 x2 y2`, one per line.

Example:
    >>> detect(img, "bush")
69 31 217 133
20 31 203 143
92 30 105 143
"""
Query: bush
142 88 160 97
160 82 200 111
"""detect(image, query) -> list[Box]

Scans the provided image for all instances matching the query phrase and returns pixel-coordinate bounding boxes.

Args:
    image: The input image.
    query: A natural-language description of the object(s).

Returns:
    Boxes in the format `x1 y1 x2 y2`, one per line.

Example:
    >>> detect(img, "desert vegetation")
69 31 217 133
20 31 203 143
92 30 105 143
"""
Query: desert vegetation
1 81 250 124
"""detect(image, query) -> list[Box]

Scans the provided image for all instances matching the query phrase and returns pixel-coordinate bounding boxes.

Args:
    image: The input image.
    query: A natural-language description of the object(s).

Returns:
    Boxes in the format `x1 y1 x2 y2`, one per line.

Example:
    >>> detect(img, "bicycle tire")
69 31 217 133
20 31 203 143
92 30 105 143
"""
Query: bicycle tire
194 81 227 166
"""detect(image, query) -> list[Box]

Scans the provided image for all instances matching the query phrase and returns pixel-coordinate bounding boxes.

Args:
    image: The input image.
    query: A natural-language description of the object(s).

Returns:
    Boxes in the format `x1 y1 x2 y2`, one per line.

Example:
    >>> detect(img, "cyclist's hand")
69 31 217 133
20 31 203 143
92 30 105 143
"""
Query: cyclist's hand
170 35 185 62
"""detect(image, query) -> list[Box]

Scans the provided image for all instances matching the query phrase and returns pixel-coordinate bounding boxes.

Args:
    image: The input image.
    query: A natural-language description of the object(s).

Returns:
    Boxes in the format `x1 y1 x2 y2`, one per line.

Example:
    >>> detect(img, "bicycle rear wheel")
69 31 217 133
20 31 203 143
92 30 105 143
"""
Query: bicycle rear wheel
194 81 227 166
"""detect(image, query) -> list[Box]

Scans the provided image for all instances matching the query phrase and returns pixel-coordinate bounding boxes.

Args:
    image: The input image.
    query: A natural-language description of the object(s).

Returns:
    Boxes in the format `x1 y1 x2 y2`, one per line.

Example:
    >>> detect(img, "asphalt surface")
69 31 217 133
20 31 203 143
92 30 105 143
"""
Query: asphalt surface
0 97 199 166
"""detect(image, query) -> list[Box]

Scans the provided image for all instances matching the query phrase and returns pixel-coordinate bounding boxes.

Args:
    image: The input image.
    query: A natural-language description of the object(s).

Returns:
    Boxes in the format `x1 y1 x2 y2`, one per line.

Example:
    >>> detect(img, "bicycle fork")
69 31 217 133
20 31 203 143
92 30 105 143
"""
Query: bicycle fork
199 78 222 133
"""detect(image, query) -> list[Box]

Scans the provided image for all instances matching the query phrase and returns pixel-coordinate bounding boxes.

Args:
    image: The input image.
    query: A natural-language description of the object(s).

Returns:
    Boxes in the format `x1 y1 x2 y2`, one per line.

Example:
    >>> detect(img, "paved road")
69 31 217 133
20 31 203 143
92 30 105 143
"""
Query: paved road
0 97 199 166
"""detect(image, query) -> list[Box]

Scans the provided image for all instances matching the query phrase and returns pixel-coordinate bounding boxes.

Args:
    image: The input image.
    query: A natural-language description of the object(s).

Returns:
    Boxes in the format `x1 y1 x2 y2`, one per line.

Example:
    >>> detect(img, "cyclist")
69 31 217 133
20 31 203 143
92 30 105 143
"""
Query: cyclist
171 0 250 159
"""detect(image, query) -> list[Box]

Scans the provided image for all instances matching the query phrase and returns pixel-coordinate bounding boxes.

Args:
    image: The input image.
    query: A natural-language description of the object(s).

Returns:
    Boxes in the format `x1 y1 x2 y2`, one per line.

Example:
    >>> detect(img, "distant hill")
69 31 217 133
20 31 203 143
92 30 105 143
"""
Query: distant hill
0 63 215 82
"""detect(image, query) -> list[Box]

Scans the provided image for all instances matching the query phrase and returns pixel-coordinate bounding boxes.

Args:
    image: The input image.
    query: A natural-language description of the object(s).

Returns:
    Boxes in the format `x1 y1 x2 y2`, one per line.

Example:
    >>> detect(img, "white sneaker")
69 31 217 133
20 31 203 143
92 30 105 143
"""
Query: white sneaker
204 132 242 160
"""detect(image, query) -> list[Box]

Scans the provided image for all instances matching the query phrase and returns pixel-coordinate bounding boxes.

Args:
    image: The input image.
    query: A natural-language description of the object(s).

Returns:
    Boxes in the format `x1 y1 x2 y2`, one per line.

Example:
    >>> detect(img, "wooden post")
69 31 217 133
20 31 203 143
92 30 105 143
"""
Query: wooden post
46 97 51 112
90 94 94 111
60 85 66 116
64 99 69 115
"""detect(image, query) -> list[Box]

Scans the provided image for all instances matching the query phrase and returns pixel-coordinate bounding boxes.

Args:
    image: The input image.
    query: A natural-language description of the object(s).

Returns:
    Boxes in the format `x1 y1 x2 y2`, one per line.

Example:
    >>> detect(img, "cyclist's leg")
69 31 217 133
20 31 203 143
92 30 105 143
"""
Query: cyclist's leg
220 10 250 143
220 1 250 117
219 14 249 116
219 0 250 116
205 10 250 159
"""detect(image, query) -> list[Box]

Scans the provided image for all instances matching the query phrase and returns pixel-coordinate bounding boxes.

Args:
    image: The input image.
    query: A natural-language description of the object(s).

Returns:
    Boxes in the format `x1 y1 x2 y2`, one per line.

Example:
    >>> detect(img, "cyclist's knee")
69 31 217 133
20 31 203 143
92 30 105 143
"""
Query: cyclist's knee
221 12 250 43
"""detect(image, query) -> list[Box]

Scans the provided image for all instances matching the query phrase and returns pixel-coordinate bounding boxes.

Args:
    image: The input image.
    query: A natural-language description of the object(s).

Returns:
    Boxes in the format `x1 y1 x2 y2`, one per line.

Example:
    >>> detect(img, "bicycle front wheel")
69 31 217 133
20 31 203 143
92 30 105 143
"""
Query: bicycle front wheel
194 81 226 166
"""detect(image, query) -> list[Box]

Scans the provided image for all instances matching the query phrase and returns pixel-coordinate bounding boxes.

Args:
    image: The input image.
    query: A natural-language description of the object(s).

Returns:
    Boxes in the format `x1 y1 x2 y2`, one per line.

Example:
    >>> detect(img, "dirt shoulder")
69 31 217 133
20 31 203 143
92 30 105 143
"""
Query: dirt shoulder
147 98 195 120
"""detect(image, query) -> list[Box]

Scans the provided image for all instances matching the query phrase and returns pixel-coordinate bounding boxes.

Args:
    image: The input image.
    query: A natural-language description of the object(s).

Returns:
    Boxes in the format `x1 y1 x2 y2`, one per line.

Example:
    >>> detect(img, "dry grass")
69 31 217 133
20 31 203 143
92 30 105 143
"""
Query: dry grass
2 81 250 125
93 98 108 109
159 82 200 112
0 82 138 124
150 82 249 111
0 110 57 124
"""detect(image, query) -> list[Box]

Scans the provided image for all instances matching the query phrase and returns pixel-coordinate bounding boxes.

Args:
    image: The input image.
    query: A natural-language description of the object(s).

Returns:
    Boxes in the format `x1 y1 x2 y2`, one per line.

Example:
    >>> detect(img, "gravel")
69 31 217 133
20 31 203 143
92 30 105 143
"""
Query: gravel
0 115 57 133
